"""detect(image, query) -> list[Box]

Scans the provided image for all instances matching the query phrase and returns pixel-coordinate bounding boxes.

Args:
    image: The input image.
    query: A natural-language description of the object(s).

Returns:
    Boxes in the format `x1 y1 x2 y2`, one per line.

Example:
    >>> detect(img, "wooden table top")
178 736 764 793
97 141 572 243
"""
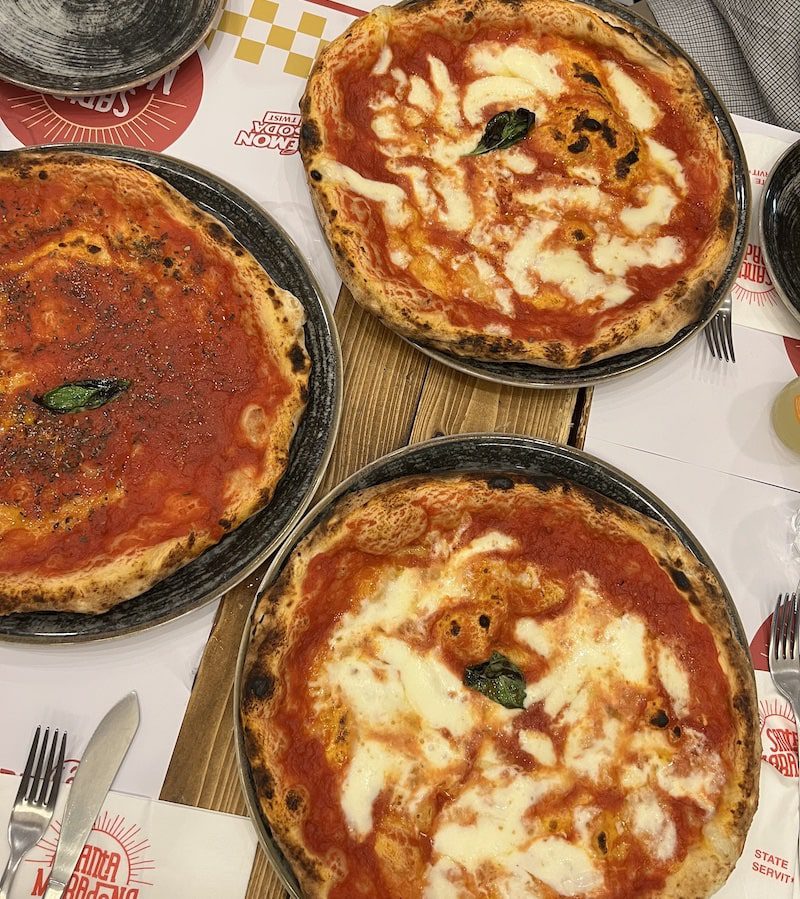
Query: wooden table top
159 287 585 898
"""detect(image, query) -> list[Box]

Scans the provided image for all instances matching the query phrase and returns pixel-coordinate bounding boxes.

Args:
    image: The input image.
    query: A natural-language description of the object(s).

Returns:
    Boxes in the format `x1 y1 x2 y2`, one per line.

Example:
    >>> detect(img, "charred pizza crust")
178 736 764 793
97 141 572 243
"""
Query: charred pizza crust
300 0 738 368
0 151 309 614
241 474 759 898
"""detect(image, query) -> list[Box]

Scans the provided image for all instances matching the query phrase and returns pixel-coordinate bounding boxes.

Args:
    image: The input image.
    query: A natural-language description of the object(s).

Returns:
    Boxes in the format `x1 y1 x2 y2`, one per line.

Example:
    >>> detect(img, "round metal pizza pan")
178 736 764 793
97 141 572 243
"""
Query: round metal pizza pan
0 0 222 97
234 433 749 896
389 0 751 388
761 139 800 326
0 144 342 643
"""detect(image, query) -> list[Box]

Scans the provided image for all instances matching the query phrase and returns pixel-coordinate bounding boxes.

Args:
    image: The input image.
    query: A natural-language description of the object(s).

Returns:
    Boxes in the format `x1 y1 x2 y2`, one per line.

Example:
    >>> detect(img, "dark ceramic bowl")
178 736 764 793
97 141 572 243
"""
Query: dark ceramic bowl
0 144 341 642
0 0 222 96
761 140 800 324
234 433 748 897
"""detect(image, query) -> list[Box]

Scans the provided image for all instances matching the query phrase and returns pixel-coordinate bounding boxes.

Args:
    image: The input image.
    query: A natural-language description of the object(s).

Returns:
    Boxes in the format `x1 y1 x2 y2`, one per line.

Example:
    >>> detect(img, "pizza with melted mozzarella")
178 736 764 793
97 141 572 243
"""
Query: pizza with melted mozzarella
300 0 738 368
241 475 759 898
0 150 309 614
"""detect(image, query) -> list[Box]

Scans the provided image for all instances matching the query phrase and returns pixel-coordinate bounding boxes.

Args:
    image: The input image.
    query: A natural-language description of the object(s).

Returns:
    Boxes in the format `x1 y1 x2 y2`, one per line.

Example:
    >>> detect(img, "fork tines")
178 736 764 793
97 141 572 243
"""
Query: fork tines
704 299 736 362
15 726 67 808
771 592 798 661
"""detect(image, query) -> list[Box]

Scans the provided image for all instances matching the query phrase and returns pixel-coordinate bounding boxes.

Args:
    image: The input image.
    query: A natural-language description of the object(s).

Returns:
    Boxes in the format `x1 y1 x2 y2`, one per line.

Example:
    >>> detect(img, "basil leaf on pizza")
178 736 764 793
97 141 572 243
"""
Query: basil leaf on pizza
35 378 131 414
463 650 527 708
465 108 535 157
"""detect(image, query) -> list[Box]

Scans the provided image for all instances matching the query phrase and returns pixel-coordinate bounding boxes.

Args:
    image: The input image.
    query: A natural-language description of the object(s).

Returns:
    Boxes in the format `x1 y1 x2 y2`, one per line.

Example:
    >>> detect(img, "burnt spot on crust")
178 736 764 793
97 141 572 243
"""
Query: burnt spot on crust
247 671 276 700
205 221 227 244
573 112 602 133
87 244 102 254
568 135 590 154
219 517 233 530
163 256 174 268
600 121 618 148
543 342 567 365
309 169 322 182
597 832 608 854
329 208 337 221
615 147 640 179
551 128 565 142
478 614 491 629
38 170 48 180
719 200 735 232
187 531 196 549
450 620 461 636
463 8 474 20
487 475 514 491
285 790 303 812
573 229 586 241
669 566 691 591
254 766 275 801
650 709 669 728
300 120 322 153
288 342 307 372
573 65 601 87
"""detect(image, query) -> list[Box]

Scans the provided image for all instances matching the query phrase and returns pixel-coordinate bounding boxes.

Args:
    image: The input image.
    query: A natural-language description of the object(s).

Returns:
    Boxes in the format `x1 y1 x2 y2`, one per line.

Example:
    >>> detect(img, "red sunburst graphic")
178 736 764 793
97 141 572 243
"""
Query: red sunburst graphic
0 53 203 152
28 810 154 888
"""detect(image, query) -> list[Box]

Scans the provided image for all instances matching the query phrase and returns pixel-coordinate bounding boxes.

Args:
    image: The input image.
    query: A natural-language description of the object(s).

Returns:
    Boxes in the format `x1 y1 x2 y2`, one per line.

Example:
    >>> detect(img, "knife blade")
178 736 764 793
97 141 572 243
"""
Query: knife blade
43 692 140 899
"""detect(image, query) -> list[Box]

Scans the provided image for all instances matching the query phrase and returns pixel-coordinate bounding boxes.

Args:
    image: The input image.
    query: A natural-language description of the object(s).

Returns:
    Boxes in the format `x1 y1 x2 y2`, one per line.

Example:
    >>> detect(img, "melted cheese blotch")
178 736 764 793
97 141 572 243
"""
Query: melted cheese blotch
522 838 604 896
645 138 687 191
592 234 684 278
428 56 462 129
470 45 565 98
656 645 691 717
408 74 436 112
515 617 551 656
519 730 557 766
433 173 474 231
463 76 542 126
318 160 411 227
371 45 392 76
620 184 678 234
628 789 678 862
506 220 632 307
564 717 622 782
342 739 413 837
656 729 724 813
519 184 610 212
602 60 661 130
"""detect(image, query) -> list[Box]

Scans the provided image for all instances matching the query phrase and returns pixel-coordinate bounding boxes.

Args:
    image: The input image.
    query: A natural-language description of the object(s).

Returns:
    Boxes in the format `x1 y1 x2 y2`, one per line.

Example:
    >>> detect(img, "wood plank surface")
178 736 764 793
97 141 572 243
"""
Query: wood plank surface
160 288 580 898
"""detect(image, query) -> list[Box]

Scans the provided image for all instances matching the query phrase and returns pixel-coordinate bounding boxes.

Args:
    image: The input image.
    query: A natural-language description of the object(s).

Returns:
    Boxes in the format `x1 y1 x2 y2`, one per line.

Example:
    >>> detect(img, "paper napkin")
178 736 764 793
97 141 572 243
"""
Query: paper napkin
0 773 257 899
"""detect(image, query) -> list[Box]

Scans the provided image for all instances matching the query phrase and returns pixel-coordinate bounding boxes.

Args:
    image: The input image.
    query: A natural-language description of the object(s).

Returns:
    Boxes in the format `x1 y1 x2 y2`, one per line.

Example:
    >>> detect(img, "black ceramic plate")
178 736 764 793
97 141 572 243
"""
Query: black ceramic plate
389 0 750 388
761 140 800 324
234 433 748 897
0 143 341 643
0 0 222 97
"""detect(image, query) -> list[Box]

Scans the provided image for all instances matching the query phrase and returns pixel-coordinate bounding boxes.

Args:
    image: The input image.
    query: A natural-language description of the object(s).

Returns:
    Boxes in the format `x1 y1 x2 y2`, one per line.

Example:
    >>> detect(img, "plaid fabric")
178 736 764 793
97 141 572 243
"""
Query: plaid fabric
647 0 800 131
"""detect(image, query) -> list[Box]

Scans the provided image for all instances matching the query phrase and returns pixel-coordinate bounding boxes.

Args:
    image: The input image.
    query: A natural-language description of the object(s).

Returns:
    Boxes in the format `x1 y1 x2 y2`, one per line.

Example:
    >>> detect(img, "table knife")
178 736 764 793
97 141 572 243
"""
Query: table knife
42 692 140 899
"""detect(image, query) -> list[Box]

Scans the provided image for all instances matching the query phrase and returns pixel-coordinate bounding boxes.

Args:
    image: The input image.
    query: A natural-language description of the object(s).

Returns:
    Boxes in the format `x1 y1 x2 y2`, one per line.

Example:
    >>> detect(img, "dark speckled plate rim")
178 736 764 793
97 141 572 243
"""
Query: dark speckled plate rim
233 433 749 897
0 142 342 644
760 139 800 325
0 0 224 97
398 0 750 389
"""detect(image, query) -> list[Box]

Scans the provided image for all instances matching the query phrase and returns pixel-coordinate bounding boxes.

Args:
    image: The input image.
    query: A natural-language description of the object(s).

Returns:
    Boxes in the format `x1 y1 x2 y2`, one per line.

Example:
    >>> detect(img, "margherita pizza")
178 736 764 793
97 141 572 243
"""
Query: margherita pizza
241 474 759 898
0 150 309 615
300 0 738 367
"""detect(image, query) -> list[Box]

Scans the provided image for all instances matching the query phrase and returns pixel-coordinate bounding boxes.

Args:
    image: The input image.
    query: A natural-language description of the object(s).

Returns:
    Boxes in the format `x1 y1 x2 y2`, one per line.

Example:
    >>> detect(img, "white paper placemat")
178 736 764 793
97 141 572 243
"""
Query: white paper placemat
0 772 257 898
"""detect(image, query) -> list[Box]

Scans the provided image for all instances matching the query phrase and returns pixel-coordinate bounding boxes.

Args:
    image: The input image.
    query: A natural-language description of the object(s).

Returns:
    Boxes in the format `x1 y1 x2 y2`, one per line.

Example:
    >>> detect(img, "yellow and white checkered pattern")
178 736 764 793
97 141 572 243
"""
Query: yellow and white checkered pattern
206 0 332 78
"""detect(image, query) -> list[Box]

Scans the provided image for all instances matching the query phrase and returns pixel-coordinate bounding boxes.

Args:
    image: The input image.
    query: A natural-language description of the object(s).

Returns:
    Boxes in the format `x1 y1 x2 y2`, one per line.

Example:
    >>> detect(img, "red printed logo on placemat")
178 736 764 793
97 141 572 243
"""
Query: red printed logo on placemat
759 697 799 778
0 54 203 152
27 810 154 897
235 110 300 154
733 242 778 307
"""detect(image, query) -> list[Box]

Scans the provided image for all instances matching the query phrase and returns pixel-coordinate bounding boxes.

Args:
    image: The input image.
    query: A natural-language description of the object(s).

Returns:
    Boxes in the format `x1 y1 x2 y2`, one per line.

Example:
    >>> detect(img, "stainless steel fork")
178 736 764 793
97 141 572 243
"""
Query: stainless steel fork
704 294 736 362
770 592 800 720
0 727 67 899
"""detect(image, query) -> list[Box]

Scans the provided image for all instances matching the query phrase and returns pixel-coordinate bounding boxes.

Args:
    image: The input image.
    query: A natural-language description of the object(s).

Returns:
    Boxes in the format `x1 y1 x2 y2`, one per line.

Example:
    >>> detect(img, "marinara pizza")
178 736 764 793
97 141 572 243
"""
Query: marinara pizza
0 150 309 615
300 0 738 368
241 474 760 898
